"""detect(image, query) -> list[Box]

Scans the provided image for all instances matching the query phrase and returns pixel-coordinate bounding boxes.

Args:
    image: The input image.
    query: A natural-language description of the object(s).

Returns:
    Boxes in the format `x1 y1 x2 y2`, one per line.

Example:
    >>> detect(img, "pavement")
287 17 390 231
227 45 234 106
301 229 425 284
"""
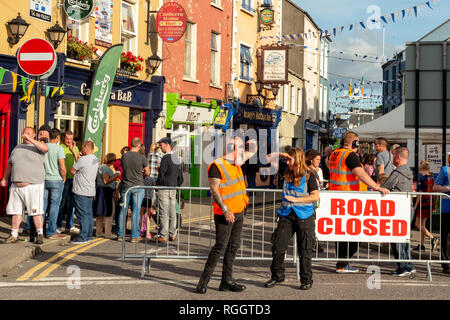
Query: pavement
0 190 445 277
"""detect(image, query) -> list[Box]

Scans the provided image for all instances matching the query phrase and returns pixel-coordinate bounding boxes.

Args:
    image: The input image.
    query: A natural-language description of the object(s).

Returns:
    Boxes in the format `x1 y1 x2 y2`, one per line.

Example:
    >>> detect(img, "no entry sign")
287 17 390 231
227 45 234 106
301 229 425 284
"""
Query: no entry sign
316 193 412 243
17 38 57 77
156 2 187 43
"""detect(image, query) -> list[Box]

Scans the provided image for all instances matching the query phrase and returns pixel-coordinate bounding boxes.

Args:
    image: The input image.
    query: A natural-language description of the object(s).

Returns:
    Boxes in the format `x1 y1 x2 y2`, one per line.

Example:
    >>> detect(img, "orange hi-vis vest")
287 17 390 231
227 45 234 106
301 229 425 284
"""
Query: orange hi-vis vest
328 148 368 191
209 157 249 215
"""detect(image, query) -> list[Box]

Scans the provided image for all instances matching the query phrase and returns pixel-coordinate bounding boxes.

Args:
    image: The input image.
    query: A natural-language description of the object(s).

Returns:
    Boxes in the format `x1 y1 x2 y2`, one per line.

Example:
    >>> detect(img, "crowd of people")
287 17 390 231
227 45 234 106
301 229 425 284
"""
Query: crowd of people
2 126 449 292
2 126 183 245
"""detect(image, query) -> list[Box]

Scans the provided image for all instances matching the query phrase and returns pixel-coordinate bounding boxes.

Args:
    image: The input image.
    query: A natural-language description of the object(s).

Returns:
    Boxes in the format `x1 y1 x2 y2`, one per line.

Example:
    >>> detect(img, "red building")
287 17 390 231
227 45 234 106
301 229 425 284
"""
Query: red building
159 1 233 190
161 0 232 104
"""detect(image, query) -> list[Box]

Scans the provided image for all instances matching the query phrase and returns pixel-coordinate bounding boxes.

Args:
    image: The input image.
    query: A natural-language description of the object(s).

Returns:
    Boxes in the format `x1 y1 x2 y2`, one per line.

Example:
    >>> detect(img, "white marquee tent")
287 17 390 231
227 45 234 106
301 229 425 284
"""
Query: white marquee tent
353 104 450 144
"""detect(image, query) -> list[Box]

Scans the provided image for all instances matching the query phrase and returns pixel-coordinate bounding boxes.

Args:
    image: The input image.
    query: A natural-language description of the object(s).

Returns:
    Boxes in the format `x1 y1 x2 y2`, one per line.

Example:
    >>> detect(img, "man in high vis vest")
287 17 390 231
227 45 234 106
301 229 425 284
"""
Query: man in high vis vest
328 131 389 273
196 130 257 294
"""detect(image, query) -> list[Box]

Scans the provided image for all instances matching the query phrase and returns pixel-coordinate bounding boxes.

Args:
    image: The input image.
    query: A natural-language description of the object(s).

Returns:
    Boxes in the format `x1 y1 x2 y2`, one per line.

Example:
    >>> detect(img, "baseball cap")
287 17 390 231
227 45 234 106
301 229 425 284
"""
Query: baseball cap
157 136 172 145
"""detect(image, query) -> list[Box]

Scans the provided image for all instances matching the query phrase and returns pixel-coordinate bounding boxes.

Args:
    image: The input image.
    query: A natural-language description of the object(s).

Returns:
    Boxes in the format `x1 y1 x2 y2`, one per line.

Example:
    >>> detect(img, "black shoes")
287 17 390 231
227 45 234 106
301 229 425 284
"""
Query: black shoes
300 281 313 290
264 278 285 288
219 281 246 292
195 278 209 294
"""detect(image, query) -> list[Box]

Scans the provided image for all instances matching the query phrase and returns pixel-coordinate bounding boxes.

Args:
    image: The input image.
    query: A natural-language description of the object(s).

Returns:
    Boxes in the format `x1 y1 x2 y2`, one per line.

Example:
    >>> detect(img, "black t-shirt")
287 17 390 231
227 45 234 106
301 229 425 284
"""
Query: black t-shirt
306 173 319 192
208 163 222 179
345 152 363 170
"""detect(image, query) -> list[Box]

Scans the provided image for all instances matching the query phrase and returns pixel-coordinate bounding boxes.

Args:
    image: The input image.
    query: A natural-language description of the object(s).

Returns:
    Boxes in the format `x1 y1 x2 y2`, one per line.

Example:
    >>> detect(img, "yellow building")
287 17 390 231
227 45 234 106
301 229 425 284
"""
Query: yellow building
0 0 164 160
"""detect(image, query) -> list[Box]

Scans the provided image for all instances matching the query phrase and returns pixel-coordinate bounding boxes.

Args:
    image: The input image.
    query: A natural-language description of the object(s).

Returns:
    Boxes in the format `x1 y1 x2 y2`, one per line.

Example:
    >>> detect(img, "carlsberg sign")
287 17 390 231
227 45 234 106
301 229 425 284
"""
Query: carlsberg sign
64 0 94 21
84 44 123 158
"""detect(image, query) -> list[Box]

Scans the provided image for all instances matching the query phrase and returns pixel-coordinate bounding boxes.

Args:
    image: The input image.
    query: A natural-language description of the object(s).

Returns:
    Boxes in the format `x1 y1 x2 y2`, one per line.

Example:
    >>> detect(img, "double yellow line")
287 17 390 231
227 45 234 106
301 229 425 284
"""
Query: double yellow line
17 238 110 282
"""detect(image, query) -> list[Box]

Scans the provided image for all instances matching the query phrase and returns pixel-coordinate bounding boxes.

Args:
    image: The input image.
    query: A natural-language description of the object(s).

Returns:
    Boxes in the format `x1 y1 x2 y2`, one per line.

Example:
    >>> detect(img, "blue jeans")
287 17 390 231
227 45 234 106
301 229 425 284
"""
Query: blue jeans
117 188 145 239
57 179 75 230
73 194 94 242
391 242 416 272
44 180 64 236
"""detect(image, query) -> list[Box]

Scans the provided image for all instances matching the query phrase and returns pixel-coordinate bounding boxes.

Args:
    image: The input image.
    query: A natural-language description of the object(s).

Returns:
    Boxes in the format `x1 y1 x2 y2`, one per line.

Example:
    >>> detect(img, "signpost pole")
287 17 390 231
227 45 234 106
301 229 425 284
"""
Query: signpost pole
34 76 41 132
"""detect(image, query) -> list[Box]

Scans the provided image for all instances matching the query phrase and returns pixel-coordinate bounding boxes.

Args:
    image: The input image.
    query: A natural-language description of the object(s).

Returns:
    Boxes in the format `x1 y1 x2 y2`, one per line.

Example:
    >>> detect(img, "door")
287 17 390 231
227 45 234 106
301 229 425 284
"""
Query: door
0 94 11 217
128 109 145 148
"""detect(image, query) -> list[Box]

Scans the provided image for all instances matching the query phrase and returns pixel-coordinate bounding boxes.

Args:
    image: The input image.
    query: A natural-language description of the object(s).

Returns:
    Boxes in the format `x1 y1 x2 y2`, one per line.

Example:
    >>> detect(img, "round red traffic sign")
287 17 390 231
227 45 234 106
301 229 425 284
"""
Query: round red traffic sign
17 38 56 76
156 2 187 43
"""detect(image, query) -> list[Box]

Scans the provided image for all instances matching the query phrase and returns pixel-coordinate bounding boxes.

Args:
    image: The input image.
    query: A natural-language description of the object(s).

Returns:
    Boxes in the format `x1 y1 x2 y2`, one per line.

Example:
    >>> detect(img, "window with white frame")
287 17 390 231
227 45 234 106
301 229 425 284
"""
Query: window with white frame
240 44 252 81
290 85 296 113
67 18 89 42
297 88 303 116
55 101 88 148
210 32 221 86
282 84 289 111
184 22 197 79
241 0 253 12
323 86 328 120
121 1 137 54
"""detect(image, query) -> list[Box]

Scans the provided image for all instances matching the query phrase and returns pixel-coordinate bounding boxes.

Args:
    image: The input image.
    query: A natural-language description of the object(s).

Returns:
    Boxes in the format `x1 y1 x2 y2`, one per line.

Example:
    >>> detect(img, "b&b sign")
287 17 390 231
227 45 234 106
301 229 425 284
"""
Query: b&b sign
316 193 412 243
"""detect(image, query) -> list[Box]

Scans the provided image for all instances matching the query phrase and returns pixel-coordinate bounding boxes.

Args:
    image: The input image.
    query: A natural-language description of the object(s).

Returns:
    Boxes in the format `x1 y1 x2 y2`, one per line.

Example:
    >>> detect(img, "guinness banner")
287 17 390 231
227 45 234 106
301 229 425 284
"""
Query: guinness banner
84 44 123 158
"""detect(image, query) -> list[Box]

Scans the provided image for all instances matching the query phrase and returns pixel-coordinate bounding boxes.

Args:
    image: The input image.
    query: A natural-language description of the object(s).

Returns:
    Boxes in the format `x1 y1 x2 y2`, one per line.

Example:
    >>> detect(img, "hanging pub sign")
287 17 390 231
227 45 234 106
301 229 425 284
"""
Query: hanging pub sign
260 8 274 26
156 2 187 43
260 45 289 85
64 0 94 22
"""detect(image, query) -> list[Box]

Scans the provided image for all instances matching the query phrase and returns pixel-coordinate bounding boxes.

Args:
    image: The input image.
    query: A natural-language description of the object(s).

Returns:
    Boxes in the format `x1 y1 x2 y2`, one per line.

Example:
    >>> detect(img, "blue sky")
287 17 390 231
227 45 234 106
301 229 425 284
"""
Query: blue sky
292 0 449 111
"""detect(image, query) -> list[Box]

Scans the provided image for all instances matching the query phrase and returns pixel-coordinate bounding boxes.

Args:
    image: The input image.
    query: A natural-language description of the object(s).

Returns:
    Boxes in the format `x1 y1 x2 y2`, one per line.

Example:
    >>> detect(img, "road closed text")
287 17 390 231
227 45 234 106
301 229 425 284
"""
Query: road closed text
316 193 411 243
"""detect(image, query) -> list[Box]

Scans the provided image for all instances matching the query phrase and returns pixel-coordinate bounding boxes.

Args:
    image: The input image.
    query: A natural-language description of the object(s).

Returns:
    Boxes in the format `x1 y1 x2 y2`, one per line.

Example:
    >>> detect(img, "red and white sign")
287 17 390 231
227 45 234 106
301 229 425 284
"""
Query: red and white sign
17 38 56 76
156 2 187 43
316 193 412 243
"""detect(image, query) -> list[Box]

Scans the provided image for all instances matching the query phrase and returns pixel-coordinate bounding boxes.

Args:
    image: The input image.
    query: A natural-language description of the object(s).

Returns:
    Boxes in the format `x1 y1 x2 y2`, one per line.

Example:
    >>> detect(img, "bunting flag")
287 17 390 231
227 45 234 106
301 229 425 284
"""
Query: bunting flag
12 73 17 93
262 0 438 42
19 79 35 103
0 68 5 85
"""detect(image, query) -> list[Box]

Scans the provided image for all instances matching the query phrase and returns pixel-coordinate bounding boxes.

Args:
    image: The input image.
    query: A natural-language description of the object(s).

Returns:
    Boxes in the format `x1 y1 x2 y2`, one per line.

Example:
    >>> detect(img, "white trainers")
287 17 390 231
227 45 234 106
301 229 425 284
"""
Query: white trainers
56 228 64 234
69 227 80 234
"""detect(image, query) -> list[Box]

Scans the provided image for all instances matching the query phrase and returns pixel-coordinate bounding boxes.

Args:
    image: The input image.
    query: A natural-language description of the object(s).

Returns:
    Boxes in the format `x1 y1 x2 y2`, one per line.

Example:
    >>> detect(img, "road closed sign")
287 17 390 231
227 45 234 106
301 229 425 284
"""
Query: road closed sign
316 193 412 243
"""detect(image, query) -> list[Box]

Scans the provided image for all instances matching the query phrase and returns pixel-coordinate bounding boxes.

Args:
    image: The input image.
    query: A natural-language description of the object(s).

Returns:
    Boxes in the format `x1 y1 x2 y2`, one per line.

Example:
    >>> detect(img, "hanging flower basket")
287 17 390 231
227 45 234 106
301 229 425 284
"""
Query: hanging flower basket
120 51 144 73
66 35 97 62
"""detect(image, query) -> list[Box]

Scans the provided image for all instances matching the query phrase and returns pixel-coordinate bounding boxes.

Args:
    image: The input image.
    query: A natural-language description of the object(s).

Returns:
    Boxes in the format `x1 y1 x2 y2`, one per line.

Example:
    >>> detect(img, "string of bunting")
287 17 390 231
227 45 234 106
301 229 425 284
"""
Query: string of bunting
261 0 439 41
0 67 66 102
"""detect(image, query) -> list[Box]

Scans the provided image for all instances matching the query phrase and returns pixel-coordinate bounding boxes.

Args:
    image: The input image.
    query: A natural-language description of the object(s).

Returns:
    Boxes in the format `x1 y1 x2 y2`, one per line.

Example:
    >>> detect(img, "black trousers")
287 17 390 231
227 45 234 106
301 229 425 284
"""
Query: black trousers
200 212 244 283
270 212 314 285
441 213 450 269
335 242 359 269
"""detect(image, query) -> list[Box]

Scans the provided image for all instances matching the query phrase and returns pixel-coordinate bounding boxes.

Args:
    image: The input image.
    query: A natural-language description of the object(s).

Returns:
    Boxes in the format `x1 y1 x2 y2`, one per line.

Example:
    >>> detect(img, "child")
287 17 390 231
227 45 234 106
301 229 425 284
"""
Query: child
413 161 439 251
381 147 416 277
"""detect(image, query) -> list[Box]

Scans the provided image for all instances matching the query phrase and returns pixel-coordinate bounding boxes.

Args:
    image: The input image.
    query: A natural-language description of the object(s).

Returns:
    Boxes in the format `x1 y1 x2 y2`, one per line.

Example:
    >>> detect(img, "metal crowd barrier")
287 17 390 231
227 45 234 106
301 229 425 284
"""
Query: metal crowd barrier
119 186 450 281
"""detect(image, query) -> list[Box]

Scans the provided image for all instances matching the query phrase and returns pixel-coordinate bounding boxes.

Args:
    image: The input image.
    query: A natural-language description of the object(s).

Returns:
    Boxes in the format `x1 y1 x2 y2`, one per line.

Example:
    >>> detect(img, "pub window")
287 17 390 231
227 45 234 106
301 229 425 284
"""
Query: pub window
240 44 252 81
210 32 221 86
55 101 88 149
121 1 137 54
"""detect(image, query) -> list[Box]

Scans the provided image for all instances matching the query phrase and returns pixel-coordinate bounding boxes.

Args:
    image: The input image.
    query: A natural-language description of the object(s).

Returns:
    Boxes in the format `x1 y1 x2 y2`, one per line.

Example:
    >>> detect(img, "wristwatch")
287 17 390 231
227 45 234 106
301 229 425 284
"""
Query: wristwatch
222 205 230 214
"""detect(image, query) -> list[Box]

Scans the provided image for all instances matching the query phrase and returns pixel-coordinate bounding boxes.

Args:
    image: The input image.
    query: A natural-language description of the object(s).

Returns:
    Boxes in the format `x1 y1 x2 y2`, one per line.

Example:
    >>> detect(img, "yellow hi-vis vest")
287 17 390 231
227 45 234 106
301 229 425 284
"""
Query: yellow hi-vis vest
209 157 249 215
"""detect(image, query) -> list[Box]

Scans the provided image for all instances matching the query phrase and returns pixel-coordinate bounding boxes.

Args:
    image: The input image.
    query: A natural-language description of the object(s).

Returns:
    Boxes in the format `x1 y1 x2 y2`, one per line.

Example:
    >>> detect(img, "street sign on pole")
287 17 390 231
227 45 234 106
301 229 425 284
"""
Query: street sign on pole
17 38 56 76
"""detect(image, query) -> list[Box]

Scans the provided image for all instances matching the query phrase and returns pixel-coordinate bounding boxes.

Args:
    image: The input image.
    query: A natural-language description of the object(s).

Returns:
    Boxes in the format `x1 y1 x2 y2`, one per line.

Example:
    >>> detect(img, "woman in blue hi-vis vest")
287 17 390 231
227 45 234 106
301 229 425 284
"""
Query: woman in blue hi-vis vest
264 148 319 290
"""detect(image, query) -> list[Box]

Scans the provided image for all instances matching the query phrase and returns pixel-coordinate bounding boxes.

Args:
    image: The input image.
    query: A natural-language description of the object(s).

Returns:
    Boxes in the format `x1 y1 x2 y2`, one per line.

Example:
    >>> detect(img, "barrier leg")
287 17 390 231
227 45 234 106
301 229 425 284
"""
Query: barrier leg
141 257 147 278
427 261 433 282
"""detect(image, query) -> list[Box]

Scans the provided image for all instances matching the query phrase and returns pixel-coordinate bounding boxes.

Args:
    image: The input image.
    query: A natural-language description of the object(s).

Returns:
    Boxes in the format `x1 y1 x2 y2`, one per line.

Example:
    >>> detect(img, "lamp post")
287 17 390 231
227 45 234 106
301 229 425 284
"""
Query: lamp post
47 21 67 49
6 13 30 45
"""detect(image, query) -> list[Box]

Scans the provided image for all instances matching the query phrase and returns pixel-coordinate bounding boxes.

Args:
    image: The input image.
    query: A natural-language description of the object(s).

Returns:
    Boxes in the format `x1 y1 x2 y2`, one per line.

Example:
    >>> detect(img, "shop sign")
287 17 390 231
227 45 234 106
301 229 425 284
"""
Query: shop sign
172 106 216 124
260 8 274 25
30 0 52 22
156 2 187 43
305 120 319 132
64 0 94 21
80 82 133 103
234 105 279 127
260 45 289 85
214 108 229 126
